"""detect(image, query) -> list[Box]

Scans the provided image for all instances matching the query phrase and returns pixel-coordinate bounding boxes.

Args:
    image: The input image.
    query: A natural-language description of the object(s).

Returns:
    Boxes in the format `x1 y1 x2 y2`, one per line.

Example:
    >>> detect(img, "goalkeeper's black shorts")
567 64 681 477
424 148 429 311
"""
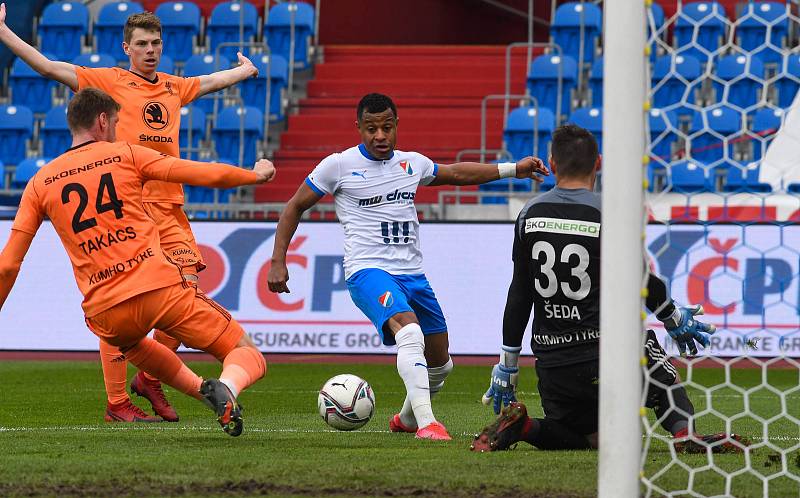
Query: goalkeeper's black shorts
535 330 678 436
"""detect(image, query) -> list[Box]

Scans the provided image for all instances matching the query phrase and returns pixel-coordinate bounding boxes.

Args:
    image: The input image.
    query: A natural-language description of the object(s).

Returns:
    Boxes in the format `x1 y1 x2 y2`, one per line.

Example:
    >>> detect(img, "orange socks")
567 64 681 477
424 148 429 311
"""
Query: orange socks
219 347 267 397
142 329 182 382
98 340 129 405
123 337 203 400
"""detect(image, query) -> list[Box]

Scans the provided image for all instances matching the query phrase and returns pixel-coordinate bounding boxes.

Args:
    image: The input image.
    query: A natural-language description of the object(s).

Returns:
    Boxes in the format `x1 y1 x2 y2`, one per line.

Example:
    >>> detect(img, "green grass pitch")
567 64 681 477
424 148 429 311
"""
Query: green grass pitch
0 360 798 497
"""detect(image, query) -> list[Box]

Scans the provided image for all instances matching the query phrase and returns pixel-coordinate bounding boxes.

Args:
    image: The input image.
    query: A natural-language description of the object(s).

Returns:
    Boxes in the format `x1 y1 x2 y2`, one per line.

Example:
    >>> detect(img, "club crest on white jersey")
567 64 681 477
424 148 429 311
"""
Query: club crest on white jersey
306 144 439 279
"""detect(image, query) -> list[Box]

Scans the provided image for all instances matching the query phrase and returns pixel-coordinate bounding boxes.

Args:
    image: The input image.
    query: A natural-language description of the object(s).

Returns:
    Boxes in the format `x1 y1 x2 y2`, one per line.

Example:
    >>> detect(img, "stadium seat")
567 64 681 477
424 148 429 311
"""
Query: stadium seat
95 2 145 62
183 53 231 114
666 159 717 192
240 53 289 121
12 157 49 189
712 54 765 109
527 54 577 117
724 162 772 193
647 3 665 63
179 105 207 160
207 1 259 62
504 106 555 162
9 57 57 114
265 1 315 69
0 105 33 166
73 53 117 68
568 107 602 152
479 177 532 204
688 105 743 168
674 1 728 62
735 2 789 65
649 108 679 162
550 2 601 63
651 54 703 114
750 107 782 162
41 105 70 158
158 54 175 75
38 1 89 62
212 105 264 166
589 57 603 107
155 1 202 63
775 54 800 108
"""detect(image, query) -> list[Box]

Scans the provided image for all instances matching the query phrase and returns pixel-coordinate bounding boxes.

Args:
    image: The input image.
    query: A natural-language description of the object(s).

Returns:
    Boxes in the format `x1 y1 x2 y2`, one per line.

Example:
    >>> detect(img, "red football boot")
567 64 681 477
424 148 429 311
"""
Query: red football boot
130 371 179 422
415 421 452 441
674 432 749 454
104 399 163 423
389 414 417 433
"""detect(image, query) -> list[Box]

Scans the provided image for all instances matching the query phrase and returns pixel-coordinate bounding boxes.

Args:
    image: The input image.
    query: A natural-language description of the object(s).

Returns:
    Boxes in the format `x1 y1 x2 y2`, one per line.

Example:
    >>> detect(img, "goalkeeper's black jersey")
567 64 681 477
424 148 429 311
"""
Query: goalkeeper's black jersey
513 187 602 367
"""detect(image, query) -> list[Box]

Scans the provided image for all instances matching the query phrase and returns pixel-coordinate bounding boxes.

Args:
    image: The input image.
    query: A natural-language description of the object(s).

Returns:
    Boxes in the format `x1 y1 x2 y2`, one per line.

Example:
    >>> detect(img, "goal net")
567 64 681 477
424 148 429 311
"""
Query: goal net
638 1 800 496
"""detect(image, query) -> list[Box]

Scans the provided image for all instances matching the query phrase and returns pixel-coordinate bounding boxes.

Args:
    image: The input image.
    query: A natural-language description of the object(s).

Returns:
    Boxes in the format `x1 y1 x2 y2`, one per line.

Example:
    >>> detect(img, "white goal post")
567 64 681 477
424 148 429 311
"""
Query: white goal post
598 0 647 497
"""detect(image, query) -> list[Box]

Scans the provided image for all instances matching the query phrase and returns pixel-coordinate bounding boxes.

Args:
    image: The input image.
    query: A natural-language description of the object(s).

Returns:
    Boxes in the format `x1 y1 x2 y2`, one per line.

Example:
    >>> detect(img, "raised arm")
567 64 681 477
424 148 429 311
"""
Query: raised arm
267 183 323 293
0 3 78 90
428 156 549 187
0 230 34 310
197 52 259 98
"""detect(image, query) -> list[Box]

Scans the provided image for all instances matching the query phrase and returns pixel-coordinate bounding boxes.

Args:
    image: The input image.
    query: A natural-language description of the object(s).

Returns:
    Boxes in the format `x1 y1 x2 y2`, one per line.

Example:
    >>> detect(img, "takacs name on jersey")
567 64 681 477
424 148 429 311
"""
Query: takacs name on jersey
357 190 416 207
139 134 173 143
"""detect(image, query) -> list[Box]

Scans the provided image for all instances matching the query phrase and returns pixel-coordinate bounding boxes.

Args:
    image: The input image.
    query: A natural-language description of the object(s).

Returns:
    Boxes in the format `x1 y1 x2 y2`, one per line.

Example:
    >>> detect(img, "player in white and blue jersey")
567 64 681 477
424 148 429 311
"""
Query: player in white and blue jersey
268 93 549 440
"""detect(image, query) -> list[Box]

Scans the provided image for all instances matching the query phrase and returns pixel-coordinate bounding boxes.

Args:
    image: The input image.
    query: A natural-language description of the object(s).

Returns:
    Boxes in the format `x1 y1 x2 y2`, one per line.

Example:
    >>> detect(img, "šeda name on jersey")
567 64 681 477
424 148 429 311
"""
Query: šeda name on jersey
357 189 416 207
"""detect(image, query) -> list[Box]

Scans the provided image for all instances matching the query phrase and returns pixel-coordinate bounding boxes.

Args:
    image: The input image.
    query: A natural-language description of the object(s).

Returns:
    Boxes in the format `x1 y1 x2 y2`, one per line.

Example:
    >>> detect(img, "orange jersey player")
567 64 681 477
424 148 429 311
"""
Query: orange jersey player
0 4 259 422
0 88 275 436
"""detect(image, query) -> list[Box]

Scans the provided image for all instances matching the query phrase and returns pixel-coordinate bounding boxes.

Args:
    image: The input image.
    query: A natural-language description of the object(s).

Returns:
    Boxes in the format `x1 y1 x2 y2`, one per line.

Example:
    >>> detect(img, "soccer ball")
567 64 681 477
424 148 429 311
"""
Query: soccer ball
318 374 375 431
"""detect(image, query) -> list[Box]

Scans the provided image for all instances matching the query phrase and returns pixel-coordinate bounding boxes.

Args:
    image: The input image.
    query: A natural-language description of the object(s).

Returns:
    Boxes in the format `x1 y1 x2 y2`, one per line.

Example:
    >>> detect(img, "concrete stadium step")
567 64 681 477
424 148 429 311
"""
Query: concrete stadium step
314 62 530 81
297 96 515 111
322 45 514 62
307 79 517 98
279 131 503 151
286 112 505 133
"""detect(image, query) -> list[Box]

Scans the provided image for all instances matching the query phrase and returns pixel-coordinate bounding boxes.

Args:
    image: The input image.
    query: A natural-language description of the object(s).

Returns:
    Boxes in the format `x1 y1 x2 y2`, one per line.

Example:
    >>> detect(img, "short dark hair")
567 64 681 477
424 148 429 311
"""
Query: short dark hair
550 124 599 178
124 12 161 43
67 88 121 133
356 93 397 122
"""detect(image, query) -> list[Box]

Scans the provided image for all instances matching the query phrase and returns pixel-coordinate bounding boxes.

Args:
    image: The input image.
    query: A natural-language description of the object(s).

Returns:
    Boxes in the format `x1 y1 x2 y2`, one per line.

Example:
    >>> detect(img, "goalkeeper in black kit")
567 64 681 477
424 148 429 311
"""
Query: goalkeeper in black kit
470 125 747 454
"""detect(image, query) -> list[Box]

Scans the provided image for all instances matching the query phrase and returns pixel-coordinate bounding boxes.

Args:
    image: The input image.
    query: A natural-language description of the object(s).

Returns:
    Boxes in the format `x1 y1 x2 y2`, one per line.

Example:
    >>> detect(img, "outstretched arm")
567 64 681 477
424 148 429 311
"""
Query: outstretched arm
267 183 323 293
0 230 34 311
0 3 78 90
428 156 549 187
197 52 259 97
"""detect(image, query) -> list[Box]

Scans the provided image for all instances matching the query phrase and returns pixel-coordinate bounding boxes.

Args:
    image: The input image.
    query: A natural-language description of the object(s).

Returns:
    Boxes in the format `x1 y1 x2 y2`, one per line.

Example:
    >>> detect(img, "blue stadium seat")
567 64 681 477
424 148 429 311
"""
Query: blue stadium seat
736 2 789 65
479 176 533 204
38 2 89 62
652 54 702 114
775 54 800 108
504 106 555 162
712 54 765 109
213 106 264 166
12 157 49 189
9 57 57 114
675 1 728 62
0 105 33 167
41 105 70 158
183 54 231 114
689 105 742 167
179 105 206 160
751 107 782 162
589 57 603 107
527 54 577 117
648 3 666 63
158 54 175 75
207 1 259 62
265 1 315 69
550 2 601 63
73 53 117 68
240 53 288 121
667 160 717 192
95 2 144 62
724 162 772 192
155 1 201 63
649 108 679 162
568 107 602 152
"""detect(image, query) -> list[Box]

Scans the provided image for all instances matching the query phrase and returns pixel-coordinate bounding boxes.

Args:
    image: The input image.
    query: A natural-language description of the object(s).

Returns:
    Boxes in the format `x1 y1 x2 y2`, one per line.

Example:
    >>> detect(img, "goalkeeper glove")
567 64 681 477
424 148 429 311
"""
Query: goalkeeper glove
663 305 716 357
481 363 519 414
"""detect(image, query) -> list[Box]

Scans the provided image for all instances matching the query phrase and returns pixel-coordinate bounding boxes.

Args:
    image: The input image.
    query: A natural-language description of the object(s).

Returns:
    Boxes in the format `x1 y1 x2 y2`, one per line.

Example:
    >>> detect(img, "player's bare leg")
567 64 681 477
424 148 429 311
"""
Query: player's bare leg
386 312 451 441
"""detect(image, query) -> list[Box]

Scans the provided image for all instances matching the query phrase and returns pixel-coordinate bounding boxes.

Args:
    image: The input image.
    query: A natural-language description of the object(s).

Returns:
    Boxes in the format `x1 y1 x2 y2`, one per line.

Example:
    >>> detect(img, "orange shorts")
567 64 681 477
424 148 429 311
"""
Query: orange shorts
85 283 244 360
143 201 206 273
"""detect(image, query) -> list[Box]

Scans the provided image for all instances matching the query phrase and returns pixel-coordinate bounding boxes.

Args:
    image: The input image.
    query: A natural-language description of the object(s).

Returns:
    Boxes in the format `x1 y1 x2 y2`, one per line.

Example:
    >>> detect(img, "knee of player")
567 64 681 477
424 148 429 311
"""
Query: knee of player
394 323 425 351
